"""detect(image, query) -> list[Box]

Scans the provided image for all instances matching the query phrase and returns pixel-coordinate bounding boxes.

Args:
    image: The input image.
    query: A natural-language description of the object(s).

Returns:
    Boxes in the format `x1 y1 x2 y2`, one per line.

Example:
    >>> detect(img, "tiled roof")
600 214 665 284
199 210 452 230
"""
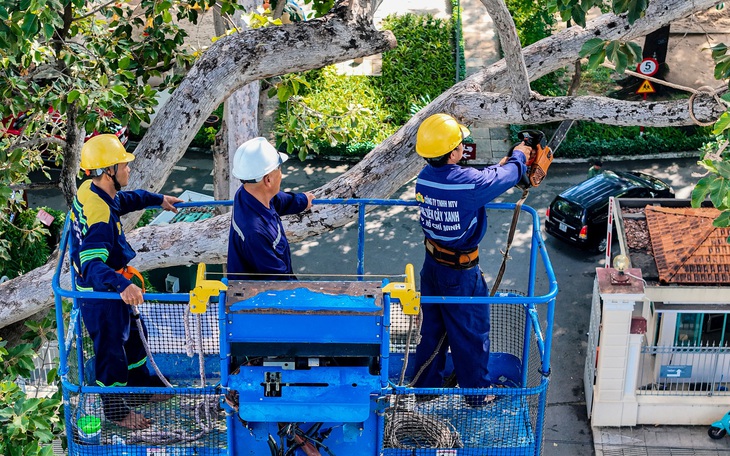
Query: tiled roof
645 206 730 284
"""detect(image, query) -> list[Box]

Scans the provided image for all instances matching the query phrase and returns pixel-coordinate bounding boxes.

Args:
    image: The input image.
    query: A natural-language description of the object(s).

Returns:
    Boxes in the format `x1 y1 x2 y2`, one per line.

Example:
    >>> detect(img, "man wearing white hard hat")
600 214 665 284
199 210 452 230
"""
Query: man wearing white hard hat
227 137 315 280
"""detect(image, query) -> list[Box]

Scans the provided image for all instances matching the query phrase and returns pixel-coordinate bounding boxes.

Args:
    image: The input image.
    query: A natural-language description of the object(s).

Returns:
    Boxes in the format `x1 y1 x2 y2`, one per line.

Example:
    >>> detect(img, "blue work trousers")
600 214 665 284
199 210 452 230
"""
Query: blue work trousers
412 256 491 389
80 297 165 421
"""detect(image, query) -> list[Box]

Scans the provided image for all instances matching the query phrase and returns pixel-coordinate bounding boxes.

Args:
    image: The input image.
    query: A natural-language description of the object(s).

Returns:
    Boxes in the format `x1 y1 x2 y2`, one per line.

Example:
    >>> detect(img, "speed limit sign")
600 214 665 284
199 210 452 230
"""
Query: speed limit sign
637 58 659 76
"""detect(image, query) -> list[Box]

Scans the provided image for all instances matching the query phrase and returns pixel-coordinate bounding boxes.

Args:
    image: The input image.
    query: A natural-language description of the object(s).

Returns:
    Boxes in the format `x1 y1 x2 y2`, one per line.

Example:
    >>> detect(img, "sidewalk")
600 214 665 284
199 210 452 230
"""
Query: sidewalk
594 425 730 455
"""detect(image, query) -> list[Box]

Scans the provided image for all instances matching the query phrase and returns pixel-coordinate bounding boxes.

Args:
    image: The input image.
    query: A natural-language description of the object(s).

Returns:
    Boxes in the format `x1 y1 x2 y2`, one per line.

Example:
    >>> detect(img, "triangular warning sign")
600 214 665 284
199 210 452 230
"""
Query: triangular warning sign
636 79 655 94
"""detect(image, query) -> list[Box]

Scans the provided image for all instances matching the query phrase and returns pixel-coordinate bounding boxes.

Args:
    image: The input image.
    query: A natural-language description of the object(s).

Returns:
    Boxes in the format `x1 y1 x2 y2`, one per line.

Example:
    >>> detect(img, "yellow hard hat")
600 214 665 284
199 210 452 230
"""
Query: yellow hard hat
416 113 470 158
80 134 134 171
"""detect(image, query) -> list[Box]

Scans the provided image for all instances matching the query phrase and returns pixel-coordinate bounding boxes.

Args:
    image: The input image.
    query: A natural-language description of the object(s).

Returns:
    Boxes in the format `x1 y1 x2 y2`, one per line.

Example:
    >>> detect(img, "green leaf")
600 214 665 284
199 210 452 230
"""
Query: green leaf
614 48 628 74
714 55 730 80
710 176 730 209
715 160 730 180
111 85 128 97
42 23 54 40
579 38 606 58
626 41 643 62
20 13 38 38
713 211 730 228
571 4 586 27
713 111 730 135
587 49 606 70
67 90 80 103
277 86 292 103
626 0 648 24
691 176 713 207
118 56 131 70
710 43 728 59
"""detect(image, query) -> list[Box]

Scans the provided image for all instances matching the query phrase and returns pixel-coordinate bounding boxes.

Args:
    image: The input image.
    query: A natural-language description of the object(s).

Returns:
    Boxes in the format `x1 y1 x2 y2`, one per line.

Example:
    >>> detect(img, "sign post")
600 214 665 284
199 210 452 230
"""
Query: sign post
635 76 656 136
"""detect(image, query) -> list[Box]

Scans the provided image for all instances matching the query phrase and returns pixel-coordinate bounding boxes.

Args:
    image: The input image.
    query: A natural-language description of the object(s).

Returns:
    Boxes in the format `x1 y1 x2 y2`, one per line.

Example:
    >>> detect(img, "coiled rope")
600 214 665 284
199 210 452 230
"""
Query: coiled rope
384 410 463 449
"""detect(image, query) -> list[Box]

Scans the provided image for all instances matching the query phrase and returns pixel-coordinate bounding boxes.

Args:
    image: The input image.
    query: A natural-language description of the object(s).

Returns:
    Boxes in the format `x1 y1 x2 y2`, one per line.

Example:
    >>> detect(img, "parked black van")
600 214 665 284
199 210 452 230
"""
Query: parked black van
545 171 675 252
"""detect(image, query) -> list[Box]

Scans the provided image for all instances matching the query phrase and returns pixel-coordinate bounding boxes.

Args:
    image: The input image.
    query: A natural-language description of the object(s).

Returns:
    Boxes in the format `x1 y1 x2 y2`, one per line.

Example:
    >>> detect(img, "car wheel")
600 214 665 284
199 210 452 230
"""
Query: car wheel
596 238 607 253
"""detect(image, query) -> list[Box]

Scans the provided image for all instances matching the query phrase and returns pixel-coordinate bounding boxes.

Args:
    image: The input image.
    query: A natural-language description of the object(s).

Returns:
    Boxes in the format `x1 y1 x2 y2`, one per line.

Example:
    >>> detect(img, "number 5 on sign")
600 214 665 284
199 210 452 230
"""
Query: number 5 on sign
637 57 659 77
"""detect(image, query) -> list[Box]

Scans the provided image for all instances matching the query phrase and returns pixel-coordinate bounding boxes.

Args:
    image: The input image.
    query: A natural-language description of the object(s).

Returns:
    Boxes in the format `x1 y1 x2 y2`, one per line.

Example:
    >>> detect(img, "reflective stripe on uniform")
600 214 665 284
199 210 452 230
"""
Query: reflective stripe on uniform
417 178 476 191
96 379 127 387
231 205 245 241
79 248 109 265
128 357 147 370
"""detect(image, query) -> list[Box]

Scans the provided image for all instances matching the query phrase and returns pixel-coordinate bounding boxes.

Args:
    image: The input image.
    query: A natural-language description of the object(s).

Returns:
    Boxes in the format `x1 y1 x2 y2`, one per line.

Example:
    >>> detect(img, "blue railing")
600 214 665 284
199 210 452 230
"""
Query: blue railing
53 198 558 456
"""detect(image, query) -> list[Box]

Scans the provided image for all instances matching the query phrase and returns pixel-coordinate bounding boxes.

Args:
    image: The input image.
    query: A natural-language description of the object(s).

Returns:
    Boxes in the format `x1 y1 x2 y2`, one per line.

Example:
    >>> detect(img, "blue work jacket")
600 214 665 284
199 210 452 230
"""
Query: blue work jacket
69 180 163 293
415 151 528 251
227 187 309 280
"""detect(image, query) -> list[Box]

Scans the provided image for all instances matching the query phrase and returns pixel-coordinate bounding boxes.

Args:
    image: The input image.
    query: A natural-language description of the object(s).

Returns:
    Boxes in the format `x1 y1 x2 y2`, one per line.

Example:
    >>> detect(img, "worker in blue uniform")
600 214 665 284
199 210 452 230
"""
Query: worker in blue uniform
227 137 314 280
70 134 182 429
412 113 534 406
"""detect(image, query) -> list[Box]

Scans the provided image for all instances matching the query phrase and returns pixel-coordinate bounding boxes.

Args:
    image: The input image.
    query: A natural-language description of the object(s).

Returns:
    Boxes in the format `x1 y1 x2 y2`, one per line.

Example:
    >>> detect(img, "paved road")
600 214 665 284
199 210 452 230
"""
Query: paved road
25 151 707 455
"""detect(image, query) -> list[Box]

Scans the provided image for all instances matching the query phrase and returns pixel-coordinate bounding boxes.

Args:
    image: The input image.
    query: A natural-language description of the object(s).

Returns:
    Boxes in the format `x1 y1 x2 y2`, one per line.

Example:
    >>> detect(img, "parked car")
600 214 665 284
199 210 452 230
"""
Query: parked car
544 170 675 252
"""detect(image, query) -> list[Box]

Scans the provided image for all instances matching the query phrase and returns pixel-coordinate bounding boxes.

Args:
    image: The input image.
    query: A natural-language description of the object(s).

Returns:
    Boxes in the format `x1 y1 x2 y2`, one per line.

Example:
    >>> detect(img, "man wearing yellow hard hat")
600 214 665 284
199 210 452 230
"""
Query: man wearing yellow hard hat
412 113 534 406
69 134 182 429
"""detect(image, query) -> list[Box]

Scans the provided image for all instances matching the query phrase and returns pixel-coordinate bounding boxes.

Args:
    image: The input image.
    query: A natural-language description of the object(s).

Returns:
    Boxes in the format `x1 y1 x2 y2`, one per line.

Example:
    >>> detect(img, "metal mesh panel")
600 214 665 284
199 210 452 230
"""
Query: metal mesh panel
67 389 226 455
384 299 548 455
384 389 542 455
389 301 421 354
73 301 220 388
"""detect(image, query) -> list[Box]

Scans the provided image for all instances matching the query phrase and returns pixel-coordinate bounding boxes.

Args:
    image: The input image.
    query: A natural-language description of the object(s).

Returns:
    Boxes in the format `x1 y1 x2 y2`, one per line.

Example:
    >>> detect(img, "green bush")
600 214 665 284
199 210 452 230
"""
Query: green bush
377 14 458 125
510 122 714 158
0 207 66 280
273 13 458 158
1 311 65 456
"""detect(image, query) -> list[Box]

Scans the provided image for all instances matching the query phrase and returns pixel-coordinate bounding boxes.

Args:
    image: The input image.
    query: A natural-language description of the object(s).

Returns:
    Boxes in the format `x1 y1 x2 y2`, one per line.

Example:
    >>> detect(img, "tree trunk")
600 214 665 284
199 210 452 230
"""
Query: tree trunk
58 105 84 209
0 0 724 329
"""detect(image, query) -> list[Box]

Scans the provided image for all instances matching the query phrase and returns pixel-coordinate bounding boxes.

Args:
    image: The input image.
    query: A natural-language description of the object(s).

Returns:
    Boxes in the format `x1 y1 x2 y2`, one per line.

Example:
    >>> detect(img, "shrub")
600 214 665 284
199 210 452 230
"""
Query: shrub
0 311 65 456
0 207 66 280
376 14 458 125
273 13 458 158
510 122 714 158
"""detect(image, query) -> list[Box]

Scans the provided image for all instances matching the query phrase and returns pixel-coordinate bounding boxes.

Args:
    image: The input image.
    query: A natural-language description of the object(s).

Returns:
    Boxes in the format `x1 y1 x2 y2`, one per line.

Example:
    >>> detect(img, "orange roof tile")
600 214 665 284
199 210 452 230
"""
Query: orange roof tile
645 206 730 284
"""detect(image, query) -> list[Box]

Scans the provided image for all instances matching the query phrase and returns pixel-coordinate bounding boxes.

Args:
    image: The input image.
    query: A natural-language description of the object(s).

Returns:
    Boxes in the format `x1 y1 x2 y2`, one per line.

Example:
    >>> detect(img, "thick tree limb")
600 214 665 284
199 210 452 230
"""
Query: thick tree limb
453 92 727 126
479 0 530 105
125 0 395 229
59 104 84 208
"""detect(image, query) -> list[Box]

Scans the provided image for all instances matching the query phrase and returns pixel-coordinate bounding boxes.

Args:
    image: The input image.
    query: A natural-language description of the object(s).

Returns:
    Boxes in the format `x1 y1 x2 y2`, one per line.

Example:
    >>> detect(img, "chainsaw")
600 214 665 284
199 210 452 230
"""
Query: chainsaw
509 120 574 189
491 120 574 296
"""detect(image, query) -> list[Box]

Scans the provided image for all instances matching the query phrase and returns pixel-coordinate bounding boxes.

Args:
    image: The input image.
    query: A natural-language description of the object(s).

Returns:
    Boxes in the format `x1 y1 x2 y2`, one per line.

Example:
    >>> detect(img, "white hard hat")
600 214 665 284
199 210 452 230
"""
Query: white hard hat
232 137 289 182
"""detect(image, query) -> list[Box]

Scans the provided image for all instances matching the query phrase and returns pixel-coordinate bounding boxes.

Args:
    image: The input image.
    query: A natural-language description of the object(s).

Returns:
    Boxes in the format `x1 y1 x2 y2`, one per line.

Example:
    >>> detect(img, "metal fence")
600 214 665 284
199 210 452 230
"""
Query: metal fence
637 344 730 396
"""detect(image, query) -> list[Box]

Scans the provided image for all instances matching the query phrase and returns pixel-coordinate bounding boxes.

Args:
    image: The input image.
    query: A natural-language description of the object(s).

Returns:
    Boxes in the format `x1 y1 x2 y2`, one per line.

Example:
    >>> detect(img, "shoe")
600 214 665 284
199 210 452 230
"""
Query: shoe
112 410 151 430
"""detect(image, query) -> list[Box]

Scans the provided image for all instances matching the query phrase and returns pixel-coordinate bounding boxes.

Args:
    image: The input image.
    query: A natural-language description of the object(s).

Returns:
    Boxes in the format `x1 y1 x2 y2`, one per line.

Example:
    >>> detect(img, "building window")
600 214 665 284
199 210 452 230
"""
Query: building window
675 313 729 346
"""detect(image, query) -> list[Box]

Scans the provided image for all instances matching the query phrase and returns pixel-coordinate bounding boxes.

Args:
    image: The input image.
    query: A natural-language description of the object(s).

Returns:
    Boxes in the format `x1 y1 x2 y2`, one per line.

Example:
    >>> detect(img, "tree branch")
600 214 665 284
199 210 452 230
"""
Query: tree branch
479 0 530 106
452 92 727 127
344 0 378 22
125 5 396 229
75 0 118 21
10 181 60 191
